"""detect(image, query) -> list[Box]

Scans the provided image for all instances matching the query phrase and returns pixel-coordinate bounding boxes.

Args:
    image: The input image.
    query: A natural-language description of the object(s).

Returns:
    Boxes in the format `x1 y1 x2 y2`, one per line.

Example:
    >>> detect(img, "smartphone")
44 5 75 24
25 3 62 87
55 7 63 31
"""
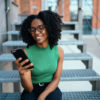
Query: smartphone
11 49 33 69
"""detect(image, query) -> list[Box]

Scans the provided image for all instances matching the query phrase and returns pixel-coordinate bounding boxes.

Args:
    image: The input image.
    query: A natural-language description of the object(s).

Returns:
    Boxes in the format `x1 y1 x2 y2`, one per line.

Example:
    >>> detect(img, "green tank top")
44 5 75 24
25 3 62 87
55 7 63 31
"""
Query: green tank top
26 45 59 84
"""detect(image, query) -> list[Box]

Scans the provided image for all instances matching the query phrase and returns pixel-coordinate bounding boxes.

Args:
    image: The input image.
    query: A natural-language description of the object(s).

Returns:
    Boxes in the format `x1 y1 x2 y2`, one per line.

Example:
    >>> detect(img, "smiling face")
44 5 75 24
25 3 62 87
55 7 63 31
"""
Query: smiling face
31 18 49 48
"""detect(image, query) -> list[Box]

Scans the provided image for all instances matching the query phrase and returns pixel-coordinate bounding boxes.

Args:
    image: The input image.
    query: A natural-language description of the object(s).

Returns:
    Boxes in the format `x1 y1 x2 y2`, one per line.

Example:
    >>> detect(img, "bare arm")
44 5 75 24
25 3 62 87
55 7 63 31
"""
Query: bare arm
15 49 33 92
38 46 64 99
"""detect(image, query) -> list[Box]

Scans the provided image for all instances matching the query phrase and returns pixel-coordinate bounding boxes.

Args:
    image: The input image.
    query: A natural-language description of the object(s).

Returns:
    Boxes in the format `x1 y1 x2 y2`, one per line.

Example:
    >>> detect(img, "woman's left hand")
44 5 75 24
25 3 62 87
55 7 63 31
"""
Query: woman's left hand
37 93 46 100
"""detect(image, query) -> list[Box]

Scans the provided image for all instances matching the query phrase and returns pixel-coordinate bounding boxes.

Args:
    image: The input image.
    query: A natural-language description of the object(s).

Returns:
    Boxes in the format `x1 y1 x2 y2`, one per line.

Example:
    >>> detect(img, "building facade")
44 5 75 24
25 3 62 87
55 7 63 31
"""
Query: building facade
1 0 100 36
14 0 70 22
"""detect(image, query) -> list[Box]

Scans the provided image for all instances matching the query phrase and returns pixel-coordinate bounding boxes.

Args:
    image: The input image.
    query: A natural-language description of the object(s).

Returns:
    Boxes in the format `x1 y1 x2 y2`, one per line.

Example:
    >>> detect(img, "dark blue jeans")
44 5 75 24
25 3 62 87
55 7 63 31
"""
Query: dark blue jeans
21 83 62 100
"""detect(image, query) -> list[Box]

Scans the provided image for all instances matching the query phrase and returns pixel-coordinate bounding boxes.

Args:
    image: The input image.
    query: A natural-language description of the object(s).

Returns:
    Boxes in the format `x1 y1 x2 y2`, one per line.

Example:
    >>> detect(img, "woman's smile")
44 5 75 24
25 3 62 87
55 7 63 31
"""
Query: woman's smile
35 34 43 40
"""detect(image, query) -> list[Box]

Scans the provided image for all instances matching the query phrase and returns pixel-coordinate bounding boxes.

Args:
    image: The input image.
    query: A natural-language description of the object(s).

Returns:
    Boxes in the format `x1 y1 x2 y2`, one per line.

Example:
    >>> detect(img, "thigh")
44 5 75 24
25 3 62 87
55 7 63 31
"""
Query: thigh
46 87 62 100
20 89 38 100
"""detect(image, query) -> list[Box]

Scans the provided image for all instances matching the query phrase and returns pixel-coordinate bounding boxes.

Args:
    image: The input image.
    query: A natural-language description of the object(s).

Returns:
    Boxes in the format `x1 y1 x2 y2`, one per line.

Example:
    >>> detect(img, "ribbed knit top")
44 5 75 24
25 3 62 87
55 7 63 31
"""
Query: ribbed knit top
26 45 59 83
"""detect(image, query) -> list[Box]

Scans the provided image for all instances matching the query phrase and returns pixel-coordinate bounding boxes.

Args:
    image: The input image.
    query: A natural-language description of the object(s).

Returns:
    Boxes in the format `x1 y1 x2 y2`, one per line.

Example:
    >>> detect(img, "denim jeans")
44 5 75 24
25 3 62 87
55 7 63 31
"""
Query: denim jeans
21 83 62 100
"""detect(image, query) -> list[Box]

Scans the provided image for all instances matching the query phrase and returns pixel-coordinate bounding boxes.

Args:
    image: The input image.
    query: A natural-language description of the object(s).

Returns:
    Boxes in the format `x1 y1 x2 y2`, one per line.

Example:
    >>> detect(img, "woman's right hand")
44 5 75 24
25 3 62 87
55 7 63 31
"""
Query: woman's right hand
15 57 33 75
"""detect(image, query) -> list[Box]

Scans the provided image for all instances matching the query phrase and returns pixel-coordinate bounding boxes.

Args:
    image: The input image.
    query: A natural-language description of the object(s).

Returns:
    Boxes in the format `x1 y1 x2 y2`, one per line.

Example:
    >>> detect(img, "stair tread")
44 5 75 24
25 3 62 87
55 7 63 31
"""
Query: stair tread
2 41 26 46
59 40 86 45
0 53 92 62
2 40 86 47
62 91 100 100
7 30 80 35
7 31 19 34
64 53 92 60
61 69 100 81
0 91 100 100
61 30 80 34
0 69 100 82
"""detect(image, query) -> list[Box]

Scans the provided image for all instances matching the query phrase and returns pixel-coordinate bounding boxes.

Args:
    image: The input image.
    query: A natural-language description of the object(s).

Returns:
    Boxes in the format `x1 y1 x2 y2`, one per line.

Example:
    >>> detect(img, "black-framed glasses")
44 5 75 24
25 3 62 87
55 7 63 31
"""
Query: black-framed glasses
29 25 45 33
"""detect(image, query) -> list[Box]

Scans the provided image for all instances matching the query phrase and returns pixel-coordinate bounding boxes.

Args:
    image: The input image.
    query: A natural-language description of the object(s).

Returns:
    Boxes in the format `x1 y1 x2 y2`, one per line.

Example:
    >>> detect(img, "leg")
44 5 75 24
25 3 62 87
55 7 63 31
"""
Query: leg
21 89 38 100
46 87 62 100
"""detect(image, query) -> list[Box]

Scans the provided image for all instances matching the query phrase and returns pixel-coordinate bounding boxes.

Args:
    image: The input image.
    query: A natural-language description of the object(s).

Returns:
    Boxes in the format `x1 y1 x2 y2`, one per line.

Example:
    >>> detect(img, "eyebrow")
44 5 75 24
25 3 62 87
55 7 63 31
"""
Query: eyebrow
31 24 44 28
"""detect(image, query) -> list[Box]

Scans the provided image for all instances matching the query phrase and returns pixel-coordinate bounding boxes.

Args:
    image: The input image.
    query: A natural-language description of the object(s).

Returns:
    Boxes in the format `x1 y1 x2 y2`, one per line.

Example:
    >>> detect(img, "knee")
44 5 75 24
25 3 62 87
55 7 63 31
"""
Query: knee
21 90 37 100
46 88 62 100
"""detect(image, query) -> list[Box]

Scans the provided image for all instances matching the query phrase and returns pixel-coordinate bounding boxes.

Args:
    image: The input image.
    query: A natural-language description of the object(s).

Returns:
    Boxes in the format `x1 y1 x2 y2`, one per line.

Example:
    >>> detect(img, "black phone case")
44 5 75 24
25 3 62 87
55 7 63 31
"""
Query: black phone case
11 49 33 69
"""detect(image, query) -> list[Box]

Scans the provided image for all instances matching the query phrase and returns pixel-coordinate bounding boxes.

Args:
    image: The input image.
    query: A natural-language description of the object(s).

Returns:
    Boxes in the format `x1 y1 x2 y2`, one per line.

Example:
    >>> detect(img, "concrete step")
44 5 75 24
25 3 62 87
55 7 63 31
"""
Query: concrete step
0 91 100 100
2 40 86 52
0 53 93 68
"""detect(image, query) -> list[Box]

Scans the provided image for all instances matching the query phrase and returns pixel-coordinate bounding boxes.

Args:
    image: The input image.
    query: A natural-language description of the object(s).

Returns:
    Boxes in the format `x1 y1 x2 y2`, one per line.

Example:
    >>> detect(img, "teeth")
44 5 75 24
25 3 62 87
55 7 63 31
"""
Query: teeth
36 36 42 39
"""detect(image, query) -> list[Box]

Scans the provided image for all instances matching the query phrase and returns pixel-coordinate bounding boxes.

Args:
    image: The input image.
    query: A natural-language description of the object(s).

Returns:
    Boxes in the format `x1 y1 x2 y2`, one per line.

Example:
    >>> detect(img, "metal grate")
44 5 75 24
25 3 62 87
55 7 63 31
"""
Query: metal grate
61 30 80 34
2 41 27 47
0 69 100 83
64 53 92 60
0 91 100 100
0 53 15 62
59 40 86 45
0 53 92 62
0 93 21 100
61 69 100 81
0 70 20 82
7 31 20 35
62 91 100 100
2 40 86 47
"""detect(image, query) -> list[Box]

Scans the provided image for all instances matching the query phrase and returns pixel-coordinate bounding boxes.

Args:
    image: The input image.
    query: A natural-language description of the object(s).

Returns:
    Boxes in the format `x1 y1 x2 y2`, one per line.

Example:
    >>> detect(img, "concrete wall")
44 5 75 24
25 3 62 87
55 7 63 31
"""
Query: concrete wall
8 0 19 30
0 0 19 53
0 0 7 53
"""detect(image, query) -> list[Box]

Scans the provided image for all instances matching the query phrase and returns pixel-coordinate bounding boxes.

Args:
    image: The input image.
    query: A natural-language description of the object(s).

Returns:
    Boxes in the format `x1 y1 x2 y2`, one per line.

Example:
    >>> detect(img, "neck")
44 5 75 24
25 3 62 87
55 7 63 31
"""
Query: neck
37 42 49 48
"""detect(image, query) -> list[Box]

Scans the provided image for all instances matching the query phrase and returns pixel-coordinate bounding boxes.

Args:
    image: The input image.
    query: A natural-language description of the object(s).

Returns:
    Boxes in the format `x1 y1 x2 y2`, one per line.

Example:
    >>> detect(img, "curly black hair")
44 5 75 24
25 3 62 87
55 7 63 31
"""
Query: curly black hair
20 10 62 49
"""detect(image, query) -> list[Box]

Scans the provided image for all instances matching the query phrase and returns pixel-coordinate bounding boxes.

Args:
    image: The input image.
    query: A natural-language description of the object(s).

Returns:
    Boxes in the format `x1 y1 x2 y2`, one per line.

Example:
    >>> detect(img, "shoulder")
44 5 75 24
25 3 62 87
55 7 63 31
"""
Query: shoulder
23 49 27 55
58 46 64 59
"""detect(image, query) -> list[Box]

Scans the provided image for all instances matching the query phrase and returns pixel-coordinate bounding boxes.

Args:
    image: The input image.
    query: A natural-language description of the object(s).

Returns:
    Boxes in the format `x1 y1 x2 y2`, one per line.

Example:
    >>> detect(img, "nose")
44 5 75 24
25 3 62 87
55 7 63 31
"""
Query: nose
35 29 40 35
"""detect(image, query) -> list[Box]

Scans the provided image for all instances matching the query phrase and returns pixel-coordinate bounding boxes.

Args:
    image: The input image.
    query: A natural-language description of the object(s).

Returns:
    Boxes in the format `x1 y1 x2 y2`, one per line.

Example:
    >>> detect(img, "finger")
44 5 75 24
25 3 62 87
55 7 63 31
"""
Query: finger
20 59 30 66
23 63 33 70
15 57 22 64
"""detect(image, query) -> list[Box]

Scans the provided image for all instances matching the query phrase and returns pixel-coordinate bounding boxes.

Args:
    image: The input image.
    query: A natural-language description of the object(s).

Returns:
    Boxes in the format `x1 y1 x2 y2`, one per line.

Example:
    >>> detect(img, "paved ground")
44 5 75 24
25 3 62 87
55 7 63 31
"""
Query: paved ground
1 34 100 92
82 35 100 74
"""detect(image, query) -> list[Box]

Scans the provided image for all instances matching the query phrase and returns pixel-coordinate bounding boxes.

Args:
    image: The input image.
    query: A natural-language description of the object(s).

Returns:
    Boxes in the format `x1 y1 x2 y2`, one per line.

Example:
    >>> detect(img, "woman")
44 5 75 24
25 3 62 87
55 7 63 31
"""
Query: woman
15 10 64 100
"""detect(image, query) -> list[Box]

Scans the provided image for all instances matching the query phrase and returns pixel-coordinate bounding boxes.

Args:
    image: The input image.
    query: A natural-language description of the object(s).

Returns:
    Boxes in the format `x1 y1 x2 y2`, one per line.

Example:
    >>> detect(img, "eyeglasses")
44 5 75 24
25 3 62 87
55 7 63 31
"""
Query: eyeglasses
29 25 45 33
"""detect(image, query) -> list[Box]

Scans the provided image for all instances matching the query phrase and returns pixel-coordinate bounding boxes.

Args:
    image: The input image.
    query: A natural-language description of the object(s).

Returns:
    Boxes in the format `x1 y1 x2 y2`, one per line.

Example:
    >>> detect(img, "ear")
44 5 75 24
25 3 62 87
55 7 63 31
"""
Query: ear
31 33 34 37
